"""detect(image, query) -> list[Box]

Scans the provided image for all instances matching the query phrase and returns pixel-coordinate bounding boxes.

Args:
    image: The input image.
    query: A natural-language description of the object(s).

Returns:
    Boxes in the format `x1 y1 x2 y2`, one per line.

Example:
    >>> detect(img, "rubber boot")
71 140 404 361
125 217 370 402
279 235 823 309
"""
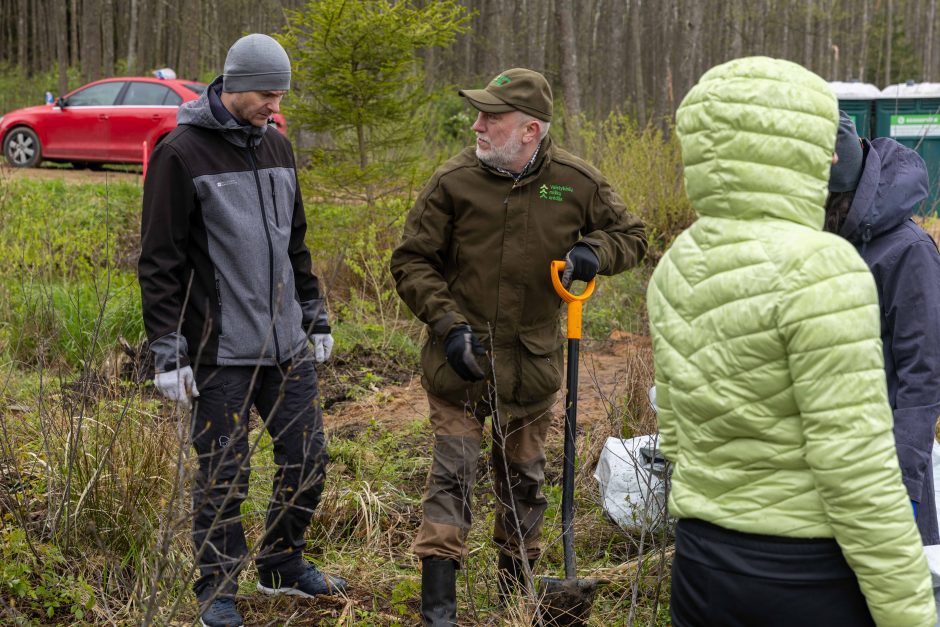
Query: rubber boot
421 558 457 626
497 552 536 605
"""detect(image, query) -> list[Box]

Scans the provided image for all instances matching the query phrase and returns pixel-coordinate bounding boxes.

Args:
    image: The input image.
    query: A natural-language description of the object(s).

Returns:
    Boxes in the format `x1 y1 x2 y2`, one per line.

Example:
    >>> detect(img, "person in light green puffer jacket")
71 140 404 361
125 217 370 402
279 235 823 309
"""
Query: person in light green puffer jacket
648 56 935 626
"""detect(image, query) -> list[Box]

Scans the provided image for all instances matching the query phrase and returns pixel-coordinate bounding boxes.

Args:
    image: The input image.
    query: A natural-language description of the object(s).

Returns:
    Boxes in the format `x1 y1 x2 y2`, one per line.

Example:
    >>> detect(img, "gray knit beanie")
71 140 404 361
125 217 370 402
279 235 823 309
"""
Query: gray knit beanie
829 110 864 192
222 34 291 93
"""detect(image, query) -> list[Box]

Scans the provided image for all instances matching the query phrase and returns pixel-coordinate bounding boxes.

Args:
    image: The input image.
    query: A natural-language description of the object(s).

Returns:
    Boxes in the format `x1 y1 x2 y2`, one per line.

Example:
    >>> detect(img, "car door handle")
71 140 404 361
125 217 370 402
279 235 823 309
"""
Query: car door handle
151 114 162 121
98 114 109 120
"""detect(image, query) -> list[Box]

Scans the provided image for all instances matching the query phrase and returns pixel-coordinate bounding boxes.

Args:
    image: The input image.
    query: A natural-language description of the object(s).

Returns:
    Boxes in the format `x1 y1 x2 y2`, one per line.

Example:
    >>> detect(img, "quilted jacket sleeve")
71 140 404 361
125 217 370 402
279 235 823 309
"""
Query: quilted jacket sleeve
779 242 935 626
389 173 468 338
579 176 647 276
647 276 678 462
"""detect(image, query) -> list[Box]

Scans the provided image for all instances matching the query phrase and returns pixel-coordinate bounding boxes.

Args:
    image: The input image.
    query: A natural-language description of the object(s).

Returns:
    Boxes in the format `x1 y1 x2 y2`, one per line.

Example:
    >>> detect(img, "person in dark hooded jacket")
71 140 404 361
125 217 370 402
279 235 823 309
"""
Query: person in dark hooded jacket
825 111 940 545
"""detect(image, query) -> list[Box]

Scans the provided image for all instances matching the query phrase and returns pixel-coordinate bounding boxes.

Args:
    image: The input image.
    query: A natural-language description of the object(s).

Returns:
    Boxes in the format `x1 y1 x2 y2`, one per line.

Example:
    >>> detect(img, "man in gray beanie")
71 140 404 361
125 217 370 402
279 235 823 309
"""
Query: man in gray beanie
139 33 345 627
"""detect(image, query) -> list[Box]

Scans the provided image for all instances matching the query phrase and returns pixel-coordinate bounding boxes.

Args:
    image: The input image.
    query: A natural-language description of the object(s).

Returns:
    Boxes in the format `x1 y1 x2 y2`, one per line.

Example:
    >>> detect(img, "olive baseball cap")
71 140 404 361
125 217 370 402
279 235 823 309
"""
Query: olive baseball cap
458 68 553 122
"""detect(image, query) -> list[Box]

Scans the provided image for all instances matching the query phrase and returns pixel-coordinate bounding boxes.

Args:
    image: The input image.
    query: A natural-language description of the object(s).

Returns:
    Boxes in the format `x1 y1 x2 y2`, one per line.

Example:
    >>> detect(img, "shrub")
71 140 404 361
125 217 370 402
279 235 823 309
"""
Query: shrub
577 113 695 261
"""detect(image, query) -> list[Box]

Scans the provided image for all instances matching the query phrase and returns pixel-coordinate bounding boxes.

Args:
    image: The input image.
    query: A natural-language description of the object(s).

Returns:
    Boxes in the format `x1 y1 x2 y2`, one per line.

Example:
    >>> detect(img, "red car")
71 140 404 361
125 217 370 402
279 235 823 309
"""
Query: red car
1 76 287 168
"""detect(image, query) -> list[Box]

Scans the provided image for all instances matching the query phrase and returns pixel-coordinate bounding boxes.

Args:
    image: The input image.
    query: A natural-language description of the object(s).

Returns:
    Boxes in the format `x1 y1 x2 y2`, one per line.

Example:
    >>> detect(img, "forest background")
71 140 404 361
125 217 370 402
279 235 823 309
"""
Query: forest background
0 0 937 626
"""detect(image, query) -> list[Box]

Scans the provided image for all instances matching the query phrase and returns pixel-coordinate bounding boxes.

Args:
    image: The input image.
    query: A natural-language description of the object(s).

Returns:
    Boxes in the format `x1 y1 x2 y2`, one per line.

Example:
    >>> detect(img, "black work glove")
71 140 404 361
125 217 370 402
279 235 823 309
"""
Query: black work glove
444 324 486 381
562 243 599 288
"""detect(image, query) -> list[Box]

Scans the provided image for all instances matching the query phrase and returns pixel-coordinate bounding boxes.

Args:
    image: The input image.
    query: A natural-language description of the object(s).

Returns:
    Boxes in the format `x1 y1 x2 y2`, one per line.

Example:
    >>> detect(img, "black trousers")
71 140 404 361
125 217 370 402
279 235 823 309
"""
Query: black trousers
189 352 327 603
671 518 875 627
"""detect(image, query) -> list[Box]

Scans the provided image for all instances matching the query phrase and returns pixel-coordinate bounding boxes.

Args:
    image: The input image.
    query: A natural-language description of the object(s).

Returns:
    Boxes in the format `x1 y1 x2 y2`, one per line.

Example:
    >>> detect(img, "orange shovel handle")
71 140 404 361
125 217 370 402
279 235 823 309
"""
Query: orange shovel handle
550 260 596 340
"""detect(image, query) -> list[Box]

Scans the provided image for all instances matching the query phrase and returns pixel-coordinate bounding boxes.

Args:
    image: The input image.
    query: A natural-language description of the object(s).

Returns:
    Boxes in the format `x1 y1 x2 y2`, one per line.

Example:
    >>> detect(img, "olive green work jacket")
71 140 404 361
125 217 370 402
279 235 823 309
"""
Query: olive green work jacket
391 136 647 416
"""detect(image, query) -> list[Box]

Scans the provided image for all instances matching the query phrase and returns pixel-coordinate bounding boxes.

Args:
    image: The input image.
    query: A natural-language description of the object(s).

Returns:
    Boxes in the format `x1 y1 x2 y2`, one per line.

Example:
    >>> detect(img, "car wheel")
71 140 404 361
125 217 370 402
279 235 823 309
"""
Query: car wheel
3 126 41 168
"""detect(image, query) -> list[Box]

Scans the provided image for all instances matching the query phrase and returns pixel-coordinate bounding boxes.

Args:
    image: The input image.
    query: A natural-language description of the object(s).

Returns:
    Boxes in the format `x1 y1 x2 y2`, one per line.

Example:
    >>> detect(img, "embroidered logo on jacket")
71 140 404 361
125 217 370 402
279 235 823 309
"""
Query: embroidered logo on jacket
539 183 573 202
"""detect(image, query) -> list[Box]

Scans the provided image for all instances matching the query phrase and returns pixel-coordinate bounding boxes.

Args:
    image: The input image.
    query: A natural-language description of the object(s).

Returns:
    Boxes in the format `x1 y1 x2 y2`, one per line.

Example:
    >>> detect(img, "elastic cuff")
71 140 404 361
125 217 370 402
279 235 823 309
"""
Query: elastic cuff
432 311 465 339
310 324 331 335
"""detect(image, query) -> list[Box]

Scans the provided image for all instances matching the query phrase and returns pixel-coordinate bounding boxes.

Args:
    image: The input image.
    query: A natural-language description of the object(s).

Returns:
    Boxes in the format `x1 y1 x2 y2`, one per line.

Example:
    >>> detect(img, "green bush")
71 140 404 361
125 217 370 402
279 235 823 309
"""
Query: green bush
0 178 141 278
0 527 96 624
0 271 144 368
0 178 144 368
0 63 83 115
578 113 695 261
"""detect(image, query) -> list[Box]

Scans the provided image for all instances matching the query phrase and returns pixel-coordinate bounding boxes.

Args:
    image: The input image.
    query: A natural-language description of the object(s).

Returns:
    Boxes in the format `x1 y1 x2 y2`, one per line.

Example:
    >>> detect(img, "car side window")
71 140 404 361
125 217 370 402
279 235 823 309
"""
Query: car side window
163 90 183 106
66 82 125 106
122 82 175 106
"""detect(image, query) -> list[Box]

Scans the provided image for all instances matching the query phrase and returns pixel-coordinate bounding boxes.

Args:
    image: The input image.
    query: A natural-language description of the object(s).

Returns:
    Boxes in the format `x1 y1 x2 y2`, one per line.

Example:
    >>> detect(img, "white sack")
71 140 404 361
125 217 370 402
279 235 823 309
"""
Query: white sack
593 434 669 532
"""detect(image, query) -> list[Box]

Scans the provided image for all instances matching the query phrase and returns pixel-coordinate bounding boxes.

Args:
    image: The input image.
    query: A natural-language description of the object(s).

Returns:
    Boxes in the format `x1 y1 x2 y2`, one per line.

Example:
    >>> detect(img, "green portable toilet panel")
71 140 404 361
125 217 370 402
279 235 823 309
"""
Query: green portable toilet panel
877 82 940 215
829 81 880 139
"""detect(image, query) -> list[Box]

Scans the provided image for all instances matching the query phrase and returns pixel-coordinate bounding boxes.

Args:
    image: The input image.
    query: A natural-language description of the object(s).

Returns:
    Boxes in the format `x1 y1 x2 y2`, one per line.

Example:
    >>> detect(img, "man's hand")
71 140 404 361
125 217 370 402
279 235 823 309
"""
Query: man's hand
311 333 334 363
154 366 199 410
562 243 599 288
444 324 486 381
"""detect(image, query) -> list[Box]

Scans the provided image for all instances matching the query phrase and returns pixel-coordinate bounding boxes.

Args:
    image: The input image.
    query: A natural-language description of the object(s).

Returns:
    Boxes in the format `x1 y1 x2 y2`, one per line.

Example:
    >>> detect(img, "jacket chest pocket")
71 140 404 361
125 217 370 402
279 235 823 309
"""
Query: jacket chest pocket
265 169 296 242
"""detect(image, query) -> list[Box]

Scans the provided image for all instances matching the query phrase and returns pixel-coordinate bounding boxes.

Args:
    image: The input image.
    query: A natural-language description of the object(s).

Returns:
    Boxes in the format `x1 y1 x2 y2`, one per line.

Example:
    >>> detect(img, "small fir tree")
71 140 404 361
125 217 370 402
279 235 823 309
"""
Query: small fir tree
279 0 470 205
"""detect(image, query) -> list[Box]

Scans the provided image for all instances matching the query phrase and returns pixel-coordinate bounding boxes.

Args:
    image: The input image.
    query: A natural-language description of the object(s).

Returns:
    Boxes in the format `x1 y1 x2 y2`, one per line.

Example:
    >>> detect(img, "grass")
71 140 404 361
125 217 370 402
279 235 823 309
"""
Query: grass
0 115 677 624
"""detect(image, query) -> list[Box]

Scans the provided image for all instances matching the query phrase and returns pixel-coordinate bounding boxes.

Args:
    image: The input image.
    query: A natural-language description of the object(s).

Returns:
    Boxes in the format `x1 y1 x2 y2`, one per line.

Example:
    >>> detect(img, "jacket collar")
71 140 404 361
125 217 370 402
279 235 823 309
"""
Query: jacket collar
478 135 553 185
177 76 266 148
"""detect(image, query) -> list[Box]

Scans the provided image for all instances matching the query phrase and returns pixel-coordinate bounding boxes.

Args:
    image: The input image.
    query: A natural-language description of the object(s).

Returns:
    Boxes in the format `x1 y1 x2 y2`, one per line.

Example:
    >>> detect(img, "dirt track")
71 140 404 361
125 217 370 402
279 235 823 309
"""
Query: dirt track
323 331 656 437
0 163 141 185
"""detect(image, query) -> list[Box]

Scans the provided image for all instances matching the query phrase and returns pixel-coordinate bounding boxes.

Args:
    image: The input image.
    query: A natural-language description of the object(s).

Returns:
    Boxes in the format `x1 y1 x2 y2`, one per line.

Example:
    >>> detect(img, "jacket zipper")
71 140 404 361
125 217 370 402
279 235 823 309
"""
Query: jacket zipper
503 180 518 207
247 145 281 362
269 173 279 227
215 276 224 336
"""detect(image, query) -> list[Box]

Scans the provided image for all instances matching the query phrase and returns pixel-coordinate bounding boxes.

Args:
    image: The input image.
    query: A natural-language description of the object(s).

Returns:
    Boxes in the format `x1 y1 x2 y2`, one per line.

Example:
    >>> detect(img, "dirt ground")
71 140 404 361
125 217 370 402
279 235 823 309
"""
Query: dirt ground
322 330 655 435
0 162 141 185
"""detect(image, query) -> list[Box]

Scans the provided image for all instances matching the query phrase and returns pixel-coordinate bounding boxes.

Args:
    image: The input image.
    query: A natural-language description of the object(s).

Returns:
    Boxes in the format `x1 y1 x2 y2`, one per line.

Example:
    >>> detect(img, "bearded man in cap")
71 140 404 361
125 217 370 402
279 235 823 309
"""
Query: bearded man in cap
391 68 647 625
139 33 345 627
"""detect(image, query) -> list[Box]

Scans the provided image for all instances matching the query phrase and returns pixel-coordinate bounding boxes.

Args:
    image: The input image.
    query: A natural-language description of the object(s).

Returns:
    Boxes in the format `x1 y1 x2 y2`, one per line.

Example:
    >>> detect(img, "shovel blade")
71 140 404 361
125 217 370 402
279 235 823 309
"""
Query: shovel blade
537 576 604 627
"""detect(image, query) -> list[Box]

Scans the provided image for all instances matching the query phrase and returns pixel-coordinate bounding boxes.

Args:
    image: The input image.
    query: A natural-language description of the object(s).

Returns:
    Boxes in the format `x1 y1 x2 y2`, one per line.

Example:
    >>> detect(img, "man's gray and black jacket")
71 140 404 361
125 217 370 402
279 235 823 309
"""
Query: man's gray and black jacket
139 77 328 372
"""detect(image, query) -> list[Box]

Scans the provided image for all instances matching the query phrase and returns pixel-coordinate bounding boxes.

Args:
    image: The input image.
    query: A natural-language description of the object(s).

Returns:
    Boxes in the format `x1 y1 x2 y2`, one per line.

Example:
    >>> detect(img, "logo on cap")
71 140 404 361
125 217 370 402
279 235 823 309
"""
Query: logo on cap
492 75 511 87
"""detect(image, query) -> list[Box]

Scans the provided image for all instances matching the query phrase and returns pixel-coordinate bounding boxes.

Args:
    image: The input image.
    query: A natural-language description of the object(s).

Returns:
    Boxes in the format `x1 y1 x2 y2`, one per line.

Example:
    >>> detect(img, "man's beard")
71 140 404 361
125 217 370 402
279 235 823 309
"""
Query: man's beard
476 130 523 170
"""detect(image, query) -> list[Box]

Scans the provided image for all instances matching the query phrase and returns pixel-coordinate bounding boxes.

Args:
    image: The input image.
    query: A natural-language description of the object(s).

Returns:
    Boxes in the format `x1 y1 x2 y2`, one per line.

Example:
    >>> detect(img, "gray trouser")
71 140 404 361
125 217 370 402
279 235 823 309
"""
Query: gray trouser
190 351 326 603
412 393 553 562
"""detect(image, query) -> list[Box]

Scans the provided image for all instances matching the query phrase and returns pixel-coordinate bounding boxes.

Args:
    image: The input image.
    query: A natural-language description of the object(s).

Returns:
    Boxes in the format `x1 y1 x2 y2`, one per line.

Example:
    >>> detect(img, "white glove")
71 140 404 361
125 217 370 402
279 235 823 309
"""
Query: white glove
154 366 199 409
311 333 334 363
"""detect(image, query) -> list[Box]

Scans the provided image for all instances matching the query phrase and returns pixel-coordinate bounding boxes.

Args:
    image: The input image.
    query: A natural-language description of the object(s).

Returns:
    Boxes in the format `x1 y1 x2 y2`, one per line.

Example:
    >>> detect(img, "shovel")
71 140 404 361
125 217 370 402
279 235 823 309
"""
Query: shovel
538 260 606 627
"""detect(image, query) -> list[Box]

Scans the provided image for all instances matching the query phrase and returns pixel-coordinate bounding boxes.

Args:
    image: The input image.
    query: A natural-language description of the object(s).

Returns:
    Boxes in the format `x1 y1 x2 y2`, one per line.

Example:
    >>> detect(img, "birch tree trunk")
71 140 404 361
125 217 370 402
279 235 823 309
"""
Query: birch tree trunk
630 0 646 126
126 0 138 75
16 0 27 72
885 0 893 85
56 0 69 95
858 0 870 81
925 0 937 81
101 0 114 75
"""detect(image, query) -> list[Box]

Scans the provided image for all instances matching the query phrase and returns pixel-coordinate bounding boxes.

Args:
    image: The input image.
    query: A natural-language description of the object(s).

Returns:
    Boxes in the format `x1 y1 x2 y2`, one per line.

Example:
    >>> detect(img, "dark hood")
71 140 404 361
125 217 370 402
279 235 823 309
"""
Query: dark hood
176 75 266 148
840 137 929 243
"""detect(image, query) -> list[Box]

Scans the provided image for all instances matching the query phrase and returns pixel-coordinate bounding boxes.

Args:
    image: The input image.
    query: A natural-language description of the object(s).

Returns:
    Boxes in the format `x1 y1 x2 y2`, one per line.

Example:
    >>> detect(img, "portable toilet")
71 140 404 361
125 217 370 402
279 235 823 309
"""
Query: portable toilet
828 81 880 139
876 82 940 215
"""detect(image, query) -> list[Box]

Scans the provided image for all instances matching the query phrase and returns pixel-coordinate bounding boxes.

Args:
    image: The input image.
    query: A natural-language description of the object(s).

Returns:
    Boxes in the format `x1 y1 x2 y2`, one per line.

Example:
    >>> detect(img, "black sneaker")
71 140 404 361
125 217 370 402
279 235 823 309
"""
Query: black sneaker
257 563 348 598
200 598 243 627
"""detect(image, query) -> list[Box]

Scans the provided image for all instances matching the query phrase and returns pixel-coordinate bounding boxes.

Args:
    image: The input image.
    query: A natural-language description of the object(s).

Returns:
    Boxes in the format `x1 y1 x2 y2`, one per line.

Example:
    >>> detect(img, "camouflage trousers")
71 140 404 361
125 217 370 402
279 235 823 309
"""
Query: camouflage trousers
412 393 554 562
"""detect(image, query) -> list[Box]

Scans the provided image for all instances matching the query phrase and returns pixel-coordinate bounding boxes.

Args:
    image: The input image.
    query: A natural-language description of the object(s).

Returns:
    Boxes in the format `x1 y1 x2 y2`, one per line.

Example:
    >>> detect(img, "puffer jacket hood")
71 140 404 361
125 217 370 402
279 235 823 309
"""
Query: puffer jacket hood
678 56 838 230
177 76 266 147
840 137 929 243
